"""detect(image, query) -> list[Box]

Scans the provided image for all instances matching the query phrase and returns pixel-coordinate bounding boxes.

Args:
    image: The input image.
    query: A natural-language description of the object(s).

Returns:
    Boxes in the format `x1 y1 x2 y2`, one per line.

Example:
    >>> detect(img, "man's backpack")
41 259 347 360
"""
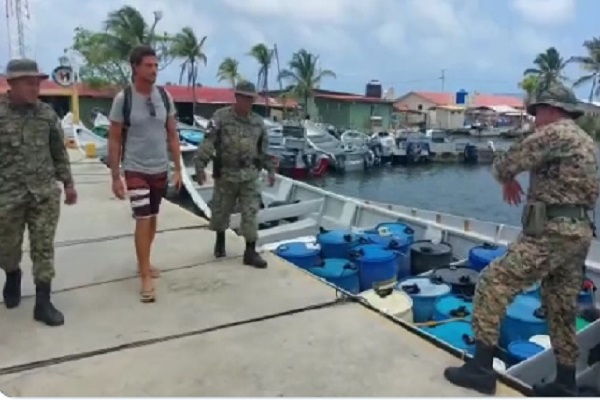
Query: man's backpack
120 85 171 160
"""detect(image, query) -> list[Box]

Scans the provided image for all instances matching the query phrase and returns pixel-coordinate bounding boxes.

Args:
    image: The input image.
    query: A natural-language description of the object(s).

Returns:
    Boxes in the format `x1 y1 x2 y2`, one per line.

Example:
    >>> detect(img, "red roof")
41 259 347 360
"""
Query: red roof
0 78 296 108
400 91 524 109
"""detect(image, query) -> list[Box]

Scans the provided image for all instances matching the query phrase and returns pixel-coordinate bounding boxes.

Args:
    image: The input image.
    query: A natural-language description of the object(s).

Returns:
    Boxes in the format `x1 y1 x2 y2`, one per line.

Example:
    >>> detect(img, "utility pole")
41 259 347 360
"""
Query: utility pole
439 69 446 92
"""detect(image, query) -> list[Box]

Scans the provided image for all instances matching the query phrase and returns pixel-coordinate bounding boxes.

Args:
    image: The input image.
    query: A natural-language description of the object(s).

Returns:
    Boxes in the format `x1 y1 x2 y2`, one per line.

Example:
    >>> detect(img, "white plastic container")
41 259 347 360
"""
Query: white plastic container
360 289 414 322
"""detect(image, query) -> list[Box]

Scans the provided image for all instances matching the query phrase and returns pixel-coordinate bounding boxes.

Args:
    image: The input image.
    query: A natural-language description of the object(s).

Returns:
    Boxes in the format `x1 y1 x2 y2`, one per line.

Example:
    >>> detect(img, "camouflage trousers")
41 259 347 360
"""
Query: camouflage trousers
0 193 60 283
473 219 592 366
210 179 260 242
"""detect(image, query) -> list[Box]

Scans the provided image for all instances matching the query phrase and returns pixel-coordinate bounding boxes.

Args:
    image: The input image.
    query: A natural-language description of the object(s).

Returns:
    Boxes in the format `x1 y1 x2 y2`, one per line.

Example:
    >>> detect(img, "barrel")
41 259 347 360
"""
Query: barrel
360 289 413 322
316 230 367 259
433 294 473 322
422 321 475 356
468 243 507 272
430 266 479 297
363 231 411 278
275 242 321 269
370 222 415 242
500 295 548 347
507 340 545 364
349 244 400 292
410 240 453 276
397 277 451 322
306 258 360 294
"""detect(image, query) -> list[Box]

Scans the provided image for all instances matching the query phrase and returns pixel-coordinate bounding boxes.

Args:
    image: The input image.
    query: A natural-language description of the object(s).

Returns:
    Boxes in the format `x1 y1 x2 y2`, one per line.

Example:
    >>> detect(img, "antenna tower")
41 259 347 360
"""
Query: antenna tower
5 0 32 59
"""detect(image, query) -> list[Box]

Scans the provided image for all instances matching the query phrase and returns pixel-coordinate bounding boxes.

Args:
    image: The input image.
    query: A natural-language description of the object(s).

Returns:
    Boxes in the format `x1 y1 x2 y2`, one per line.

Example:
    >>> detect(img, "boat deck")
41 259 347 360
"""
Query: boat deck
0 150 523 397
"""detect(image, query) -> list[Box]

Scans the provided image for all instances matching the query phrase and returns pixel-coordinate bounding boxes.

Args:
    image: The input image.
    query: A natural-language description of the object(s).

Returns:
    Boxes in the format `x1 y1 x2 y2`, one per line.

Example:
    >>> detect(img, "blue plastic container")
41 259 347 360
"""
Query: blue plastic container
179 128 204 145
423 321 476 356
500 295 548 347
349 244 399 292
468 243 508 272
316 230 366 259
507 340 545 364
397 277 452 322
433 295 474 322
307 258 360 294
364 232 411 278
275 242 321 270
370 222 415 242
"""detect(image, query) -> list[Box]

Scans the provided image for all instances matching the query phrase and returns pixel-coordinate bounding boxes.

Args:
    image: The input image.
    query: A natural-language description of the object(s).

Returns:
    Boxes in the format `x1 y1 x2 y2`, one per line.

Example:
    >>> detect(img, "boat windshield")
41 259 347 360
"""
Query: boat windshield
310 134 335 144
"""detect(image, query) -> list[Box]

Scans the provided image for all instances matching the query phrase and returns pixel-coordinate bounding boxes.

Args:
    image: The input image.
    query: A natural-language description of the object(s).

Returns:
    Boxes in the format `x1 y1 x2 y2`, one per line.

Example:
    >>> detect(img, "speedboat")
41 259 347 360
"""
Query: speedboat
370 131 396 164
304 121 348 172
339 130 376 171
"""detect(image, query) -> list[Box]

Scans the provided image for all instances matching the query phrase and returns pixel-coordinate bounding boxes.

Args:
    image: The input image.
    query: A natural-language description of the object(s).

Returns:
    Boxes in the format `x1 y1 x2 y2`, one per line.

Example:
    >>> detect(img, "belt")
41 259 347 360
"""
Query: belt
546 205 588 220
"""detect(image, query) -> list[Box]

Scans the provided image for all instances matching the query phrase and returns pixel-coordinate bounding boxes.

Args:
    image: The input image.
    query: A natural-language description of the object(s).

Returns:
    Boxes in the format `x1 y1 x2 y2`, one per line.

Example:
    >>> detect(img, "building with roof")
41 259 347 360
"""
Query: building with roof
0 78 295 126
393 90 525 129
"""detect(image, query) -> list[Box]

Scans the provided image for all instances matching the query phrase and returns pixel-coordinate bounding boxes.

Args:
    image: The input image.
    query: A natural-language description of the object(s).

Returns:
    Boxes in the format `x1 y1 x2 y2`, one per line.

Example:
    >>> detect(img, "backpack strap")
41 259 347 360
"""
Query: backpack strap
120 86 133 161
156 86 170 128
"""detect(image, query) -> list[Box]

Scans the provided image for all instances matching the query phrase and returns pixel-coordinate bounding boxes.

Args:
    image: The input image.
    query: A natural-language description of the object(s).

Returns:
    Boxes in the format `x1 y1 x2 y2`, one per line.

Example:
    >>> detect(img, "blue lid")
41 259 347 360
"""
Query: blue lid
508 340 545 361
469 244 507 266
506 295 545 324
435 295 473 317
307 258 358 279
351 244 397 263
365 233 410 248
317 230 360 245
398 277 451 298
276 242 320 258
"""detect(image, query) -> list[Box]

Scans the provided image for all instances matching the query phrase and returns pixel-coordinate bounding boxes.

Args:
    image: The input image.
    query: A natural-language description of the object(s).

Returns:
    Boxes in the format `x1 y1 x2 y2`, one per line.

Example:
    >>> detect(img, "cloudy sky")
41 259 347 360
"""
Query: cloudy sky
1 0 597 97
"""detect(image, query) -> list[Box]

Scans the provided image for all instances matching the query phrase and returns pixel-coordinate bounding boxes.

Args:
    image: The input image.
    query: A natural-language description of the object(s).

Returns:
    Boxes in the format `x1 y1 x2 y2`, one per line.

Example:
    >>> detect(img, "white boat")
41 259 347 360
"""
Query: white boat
370 131 396 164
339 130 376 171
178 153 600 395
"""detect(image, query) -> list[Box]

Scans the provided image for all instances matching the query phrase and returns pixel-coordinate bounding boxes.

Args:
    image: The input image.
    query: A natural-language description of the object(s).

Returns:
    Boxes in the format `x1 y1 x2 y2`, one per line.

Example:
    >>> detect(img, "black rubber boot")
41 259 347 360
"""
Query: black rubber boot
243 242 267 269
443 341 497 395
533 364 578 397
214 231 226 258
3 269 22 309
33 282 64 327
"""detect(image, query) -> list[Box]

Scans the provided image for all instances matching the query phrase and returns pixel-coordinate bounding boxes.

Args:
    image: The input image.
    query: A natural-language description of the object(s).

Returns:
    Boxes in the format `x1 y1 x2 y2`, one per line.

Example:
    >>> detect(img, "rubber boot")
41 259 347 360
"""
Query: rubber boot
243 242 267 269
3 269 22 309
33 282 64 327
214 231 226 258
533 364 578 397
443 341 497 395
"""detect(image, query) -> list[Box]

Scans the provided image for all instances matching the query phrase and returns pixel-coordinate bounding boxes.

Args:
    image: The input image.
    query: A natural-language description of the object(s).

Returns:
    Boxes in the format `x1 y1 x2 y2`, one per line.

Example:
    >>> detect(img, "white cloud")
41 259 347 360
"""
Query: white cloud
510 0 576 25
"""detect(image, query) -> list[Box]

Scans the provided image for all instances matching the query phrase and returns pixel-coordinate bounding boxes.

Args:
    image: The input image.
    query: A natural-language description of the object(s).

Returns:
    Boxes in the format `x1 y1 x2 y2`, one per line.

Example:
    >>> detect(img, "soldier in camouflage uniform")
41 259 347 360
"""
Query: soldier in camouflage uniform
444 81 599 396
194 81 275 268
0 59 77 327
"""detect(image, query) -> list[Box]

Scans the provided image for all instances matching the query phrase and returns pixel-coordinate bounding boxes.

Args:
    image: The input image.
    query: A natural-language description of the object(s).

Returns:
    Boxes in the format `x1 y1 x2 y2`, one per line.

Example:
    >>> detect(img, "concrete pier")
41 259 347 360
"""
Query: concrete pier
0 150 522 397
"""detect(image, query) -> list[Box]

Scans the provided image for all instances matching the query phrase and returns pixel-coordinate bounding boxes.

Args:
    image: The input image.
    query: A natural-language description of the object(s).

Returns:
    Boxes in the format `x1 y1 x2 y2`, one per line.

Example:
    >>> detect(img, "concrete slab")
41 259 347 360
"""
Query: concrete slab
0 305 521 397
0 253 336 371
9 228 246 298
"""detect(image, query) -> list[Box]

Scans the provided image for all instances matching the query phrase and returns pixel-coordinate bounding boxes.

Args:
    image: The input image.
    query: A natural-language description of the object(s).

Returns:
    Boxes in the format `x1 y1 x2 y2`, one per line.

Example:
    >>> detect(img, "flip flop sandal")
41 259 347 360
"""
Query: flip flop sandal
140 286 156 303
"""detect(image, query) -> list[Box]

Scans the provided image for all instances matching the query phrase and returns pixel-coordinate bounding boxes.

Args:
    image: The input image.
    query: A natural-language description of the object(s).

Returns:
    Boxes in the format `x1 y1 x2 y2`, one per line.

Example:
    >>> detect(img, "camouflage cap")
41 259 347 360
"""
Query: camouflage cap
5 59 49 81
234 81 257 97
527 80 583 119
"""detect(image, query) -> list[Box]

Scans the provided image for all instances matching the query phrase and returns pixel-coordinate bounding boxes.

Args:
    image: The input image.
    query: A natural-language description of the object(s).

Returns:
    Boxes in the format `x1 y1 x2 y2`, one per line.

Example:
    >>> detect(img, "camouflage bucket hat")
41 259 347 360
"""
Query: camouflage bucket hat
526 81 583 119
234 81 257 97
5 59 49 81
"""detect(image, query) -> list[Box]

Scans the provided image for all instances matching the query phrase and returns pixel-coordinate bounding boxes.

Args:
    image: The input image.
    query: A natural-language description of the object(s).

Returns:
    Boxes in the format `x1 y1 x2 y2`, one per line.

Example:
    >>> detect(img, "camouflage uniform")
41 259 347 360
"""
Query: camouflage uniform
0 59 73 327
194 81 274 268
444 82 599 396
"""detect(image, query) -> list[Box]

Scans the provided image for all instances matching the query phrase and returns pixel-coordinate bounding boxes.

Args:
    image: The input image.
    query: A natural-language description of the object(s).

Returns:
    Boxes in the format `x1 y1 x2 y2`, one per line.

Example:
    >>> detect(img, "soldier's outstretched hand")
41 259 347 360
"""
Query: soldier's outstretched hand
196 169 206 185
502 180 524 206
64 185 78 205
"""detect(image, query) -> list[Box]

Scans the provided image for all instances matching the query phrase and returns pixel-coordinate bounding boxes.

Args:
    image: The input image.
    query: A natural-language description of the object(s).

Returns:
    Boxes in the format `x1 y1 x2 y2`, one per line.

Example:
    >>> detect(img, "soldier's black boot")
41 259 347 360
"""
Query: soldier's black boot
33 282 64 327
3 269 22 309
443 340 497 395
243 242 267 269
214 231 226 258
533 364 578 397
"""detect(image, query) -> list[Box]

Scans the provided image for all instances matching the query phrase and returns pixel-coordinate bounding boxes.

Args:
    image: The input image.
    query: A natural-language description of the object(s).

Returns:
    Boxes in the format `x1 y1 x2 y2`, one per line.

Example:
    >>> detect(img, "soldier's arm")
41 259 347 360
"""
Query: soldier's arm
107 91 125 180
492 128 552 183
259 125 275 177
48 114 74 187
193 116 217 175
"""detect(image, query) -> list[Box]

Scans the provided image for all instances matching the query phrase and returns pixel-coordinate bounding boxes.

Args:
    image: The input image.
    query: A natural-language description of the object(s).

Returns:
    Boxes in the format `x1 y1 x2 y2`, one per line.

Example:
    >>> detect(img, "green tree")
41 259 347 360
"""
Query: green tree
171 27 208 115
523 47 569 90
248 43 274 114
216 57 243 87
569 37 600 101
518 74 540 105
278 49 336 115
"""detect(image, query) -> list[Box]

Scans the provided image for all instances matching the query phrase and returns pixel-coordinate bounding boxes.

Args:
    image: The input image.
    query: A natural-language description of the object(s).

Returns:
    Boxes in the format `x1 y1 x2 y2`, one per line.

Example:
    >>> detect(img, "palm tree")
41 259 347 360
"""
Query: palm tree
278 49 336 116
518 74 540 104
248 43 273 114
171 27 208 115
569 37 600 101
101 6 173 69
523 47 569 90
216 57 243 87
